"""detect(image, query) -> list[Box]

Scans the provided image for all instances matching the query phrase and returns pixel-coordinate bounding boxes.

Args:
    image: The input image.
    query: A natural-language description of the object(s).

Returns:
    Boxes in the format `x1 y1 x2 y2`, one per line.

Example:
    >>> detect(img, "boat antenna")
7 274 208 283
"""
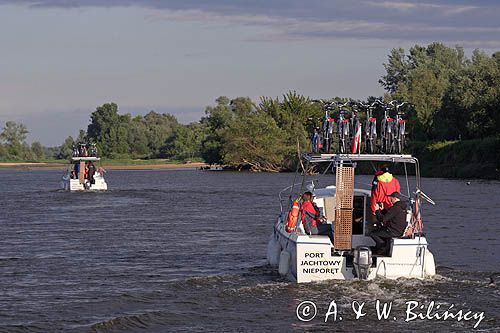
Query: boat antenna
289 138 304 204
404 162 411 198
295 138 307 173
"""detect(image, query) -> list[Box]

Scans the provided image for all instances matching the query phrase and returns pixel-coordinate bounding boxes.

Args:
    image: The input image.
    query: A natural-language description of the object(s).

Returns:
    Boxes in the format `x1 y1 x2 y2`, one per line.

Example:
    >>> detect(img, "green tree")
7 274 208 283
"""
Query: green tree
57 136 75 159
0 121 29 157
200 96 234 164
379 47 409 94
143 111 178 157
160 123 205 160
87 103 131 157
222 110 287 171
31 141 45 160
128 116 150 157
379 43 485 140
0 143 6 159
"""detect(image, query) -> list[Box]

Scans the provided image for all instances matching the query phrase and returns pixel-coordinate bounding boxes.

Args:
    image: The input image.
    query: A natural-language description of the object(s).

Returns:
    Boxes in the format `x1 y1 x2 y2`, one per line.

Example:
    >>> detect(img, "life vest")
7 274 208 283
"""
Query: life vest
285 200 300 232
300 201 321 231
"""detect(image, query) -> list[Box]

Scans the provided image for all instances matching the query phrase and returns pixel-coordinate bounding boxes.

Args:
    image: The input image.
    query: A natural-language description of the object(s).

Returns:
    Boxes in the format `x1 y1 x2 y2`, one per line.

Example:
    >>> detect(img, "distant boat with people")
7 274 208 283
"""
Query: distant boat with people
60 143 107 191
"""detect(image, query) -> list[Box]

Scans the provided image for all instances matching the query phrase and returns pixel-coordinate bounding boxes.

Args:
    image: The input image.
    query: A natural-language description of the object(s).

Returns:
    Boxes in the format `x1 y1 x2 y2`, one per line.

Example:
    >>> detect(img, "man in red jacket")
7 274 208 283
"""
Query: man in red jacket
370 166 401 218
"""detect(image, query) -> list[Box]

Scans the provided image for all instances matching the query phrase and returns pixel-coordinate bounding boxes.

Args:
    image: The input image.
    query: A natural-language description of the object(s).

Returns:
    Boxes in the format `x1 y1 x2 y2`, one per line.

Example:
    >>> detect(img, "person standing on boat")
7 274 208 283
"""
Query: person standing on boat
370 191 407 255
300 192 334 245
311 128 320 153
74 162 80 179
87 161 96 184
370 166 401 217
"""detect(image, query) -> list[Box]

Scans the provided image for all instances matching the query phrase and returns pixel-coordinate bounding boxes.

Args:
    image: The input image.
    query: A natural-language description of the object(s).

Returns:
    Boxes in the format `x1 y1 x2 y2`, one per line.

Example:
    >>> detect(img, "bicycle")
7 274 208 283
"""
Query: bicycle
89 142 98 157
390 101 408 154
309 100 324 154
349 101 362 154
359 102 377 154
380 103 395 153
321 101 336 153
72 144 79 157
360 100 381 154
336 102 350 153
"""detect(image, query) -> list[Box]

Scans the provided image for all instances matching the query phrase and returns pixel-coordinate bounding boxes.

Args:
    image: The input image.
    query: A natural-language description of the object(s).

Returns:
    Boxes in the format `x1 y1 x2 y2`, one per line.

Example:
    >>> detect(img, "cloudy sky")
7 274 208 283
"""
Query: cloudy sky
0 0 499 145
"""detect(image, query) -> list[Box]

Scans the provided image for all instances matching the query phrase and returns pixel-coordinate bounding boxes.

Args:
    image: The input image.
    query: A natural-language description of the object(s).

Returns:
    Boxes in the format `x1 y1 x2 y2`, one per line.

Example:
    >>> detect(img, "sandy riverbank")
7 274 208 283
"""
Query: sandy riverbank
0 162 208 170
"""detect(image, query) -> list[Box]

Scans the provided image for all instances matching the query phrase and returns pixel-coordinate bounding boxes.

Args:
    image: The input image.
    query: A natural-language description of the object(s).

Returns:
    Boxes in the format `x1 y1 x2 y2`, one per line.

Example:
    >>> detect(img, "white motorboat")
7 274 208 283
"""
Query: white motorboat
61 156 108 191
267 154 436 283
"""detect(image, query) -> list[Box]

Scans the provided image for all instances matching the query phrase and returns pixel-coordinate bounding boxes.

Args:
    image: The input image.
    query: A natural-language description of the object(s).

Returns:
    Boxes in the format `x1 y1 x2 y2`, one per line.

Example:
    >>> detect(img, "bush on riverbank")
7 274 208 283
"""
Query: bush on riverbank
409 137 500 179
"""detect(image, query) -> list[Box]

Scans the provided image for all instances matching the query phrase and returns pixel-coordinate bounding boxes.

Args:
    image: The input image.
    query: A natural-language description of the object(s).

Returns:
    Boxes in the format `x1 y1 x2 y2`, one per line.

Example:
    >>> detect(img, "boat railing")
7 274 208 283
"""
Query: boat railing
278 182 303 214
71 157 101 161
303 153 418 164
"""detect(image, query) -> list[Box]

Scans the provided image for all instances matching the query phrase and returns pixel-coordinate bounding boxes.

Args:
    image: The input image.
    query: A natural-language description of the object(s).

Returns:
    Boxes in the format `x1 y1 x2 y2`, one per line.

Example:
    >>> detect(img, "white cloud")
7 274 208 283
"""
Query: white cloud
145 8 500 47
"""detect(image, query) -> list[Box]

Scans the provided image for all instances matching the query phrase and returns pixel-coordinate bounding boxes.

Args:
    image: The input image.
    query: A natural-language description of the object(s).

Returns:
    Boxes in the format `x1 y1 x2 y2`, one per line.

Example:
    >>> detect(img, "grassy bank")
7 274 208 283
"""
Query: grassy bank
0 158 206 170
408 137 500 180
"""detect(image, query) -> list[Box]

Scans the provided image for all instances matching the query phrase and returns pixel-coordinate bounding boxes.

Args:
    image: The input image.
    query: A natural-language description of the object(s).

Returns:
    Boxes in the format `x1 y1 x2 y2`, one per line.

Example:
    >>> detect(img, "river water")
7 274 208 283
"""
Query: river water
1 168 499 332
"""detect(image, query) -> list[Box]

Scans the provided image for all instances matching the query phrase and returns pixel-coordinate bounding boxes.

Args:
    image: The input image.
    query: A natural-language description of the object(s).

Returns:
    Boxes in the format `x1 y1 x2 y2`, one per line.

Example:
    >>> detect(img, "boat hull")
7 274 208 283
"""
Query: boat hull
60 173 108 191
268 218 436 283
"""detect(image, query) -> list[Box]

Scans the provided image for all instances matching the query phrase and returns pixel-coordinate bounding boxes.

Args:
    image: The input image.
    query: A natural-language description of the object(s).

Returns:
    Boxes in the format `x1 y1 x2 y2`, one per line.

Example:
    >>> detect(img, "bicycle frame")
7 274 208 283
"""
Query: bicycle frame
322 104 335 153
392 101 407 154
380 106 395 153
337 102 350 154
349 104 361 153
361 101 380 154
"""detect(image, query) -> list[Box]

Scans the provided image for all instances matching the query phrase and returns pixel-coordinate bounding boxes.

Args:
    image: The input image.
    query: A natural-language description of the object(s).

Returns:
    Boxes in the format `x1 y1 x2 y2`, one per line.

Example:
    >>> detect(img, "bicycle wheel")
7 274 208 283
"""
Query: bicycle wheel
343 126 350 154
372 132 378 154
337 123 344 153
397 122 405 154
323 135 330 153
387 128 395 154
351 121 361 154
363 121 370 153
380 121 387 153
371 122 378 154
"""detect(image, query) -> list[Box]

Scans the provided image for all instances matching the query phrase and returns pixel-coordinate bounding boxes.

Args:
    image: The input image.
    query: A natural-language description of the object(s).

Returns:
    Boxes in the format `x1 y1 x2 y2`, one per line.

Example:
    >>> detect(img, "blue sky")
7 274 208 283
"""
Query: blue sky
0 0 499 145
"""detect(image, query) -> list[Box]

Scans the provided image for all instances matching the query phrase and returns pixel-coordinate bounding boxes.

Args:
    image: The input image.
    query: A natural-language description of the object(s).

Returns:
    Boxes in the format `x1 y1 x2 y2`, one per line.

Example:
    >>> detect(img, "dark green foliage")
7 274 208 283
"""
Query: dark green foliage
408 138 500 179
57 135 75 160
87 103 131 157
30 141 45 160
0 121 28 158
160 122 205 160
380 43 499 140
86 103 179 158
199 92 318 171
200 96 233 165
0 121 34 160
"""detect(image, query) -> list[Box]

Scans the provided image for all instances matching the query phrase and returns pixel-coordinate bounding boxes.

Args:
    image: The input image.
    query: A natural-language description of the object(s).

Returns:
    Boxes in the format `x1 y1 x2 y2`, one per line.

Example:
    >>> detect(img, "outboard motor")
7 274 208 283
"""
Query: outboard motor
353 246 372 280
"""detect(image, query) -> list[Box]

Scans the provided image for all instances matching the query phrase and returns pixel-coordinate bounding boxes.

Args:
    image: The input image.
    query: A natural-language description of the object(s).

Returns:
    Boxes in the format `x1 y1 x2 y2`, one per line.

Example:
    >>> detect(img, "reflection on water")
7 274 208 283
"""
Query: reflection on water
0 169 499 332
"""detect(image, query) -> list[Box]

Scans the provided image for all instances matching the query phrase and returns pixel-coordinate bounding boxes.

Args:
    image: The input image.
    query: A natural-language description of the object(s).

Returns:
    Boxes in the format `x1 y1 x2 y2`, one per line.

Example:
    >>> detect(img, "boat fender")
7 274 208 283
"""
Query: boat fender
424 251 436 276
285 200 300 232
267 235 282 267
278 250 291 276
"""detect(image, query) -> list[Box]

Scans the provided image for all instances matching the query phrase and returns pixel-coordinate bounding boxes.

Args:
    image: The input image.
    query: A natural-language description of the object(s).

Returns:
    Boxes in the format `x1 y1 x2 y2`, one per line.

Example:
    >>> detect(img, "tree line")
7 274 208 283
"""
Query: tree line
1 43 498 171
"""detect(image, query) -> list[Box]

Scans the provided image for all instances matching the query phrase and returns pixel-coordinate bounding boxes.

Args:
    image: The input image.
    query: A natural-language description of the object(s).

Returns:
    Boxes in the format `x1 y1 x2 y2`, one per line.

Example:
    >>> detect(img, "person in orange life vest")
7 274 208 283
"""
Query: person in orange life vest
370 166 401 218
300 192 334 245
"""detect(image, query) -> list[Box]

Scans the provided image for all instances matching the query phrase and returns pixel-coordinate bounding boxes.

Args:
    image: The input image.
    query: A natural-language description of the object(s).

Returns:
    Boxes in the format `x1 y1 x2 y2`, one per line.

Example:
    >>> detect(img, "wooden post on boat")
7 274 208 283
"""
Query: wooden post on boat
334 164 354 250
79 160 85 184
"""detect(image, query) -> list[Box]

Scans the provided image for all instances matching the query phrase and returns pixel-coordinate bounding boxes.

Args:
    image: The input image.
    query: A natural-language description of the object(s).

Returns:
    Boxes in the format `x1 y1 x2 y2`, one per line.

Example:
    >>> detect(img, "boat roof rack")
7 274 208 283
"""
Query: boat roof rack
71 157 101 161
303 153 418 164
